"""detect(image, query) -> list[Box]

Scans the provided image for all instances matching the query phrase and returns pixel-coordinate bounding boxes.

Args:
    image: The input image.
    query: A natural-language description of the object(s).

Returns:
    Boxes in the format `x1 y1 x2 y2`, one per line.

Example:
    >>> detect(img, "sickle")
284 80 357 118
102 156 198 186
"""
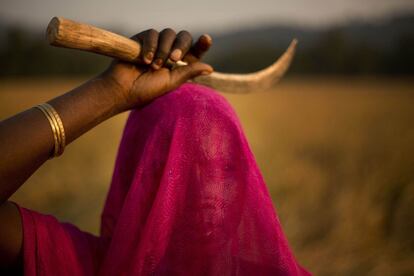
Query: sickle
47 17 297 93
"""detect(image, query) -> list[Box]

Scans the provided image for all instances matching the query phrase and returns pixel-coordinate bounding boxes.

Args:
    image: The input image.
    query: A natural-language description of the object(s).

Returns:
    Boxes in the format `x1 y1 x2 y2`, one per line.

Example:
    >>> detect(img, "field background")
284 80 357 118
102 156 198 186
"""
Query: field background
1 76 413 275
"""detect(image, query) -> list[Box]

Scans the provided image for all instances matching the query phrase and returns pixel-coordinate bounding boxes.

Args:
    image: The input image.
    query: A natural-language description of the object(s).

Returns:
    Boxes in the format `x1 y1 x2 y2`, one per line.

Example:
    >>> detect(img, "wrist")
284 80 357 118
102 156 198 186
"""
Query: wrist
94 74 131 114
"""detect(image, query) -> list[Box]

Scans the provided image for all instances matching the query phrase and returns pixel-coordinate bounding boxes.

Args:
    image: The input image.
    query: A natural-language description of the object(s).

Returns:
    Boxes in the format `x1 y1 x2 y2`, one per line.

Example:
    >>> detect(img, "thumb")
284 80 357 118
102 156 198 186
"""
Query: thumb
170 62 213 85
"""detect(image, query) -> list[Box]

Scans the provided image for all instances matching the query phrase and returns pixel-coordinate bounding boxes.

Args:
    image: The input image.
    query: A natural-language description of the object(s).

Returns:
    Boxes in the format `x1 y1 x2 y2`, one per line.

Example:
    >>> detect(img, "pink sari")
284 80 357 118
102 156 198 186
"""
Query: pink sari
18 83 311 275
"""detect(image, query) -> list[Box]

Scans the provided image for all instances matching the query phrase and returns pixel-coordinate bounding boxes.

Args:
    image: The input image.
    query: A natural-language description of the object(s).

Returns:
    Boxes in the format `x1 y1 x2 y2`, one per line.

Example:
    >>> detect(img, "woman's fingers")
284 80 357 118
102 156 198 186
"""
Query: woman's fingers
130 29 159 64
152 28 176 70
170 31 193 62
184 34 213 63
133 29 212 69
140 29 159 64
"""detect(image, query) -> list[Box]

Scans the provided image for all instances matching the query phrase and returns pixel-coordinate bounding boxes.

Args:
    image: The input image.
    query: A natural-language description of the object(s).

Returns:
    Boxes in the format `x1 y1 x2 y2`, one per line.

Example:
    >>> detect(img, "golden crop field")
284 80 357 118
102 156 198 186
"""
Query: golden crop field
1 77 413 275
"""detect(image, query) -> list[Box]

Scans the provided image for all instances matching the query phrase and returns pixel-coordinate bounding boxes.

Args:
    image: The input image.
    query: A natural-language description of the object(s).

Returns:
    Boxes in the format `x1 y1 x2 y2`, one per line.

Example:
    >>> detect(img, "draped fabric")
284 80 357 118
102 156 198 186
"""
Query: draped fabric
17 83 311 275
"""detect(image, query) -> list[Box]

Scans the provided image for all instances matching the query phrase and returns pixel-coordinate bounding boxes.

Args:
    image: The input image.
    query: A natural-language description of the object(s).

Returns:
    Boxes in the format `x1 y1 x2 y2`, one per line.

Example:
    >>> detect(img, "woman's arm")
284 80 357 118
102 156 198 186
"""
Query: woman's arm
0 29 213 269
0 78 123 202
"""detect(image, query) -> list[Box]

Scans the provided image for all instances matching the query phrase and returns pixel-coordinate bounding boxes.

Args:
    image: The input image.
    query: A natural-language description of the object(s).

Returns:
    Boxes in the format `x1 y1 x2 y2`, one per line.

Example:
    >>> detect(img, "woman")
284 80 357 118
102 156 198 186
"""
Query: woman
0 29 310 275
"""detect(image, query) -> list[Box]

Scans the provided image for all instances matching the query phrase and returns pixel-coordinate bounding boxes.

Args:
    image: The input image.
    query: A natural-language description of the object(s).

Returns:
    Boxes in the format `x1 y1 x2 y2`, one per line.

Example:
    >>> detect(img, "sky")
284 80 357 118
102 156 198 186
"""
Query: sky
1 0 413 33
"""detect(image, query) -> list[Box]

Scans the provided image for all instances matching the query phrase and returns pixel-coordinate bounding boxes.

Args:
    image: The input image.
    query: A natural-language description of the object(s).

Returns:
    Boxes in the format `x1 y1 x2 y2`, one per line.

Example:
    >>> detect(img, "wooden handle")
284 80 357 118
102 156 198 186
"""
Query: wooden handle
47 17 143 63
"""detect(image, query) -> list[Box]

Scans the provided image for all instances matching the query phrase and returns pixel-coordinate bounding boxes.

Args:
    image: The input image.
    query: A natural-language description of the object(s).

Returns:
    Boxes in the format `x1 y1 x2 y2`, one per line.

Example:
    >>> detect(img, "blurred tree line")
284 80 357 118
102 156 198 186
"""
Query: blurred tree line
292 29 414 75
205 32 413 76
208 13 414 75
0 13 413 77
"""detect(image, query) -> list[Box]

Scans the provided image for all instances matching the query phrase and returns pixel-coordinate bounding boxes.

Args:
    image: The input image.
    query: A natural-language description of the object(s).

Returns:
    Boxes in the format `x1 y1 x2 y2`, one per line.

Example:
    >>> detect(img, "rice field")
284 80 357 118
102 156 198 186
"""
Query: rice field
1 76 413 275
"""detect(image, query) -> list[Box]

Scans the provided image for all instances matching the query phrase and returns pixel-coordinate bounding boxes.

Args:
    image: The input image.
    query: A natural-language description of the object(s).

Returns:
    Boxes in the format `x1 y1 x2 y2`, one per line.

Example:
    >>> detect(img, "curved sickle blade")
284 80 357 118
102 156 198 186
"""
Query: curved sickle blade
190 39 297 93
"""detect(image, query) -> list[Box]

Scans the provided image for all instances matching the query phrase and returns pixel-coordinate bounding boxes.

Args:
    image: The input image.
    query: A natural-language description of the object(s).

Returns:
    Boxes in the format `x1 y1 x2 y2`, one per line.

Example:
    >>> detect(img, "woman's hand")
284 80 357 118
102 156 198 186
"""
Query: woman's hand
101 29 214 111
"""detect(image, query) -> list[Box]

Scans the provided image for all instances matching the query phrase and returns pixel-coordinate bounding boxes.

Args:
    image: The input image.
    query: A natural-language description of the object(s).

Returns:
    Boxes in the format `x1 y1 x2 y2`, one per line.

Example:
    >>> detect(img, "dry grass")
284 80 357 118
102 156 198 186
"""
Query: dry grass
1 76 414 275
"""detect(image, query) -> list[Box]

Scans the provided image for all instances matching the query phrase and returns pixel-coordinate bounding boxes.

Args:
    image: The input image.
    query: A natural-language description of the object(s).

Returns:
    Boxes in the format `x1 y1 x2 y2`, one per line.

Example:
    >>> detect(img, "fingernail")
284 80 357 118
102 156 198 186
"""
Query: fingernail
155 58 163 66
152 58 163 70
201 34 212 44
170 49 182 61
145 52 154 64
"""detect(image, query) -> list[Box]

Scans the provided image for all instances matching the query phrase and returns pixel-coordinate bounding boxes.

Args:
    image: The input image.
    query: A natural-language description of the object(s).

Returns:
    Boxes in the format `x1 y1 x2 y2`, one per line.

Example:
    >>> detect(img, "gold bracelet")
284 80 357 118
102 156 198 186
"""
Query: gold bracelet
35 103 66 158
35 104 60 157
42 103 66 156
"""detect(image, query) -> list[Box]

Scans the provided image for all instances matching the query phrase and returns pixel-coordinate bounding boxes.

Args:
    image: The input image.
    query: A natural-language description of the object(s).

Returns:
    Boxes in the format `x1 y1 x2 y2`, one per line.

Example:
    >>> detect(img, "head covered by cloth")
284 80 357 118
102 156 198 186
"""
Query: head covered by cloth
98 83 310 275
17 83 310 275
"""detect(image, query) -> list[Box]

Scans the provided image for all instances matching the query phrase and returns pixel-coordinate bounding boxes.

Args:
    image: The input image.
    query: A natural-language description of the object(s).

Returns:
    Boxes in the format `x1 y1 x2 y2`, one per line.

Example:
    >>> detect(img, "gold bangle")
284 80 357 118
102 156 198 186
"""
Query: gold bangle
42 103 66 156
35 104 60 157
35 103 66 158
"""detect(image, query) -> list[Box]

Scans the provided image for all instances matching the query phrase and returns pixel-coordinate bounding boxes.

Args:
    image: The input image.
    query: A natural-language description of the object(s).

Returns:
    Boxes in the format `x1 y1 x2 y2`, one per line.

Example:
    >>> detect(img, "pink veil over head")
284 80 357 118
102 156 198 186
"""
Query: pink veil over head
17 83 310 275
98 83 310 275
